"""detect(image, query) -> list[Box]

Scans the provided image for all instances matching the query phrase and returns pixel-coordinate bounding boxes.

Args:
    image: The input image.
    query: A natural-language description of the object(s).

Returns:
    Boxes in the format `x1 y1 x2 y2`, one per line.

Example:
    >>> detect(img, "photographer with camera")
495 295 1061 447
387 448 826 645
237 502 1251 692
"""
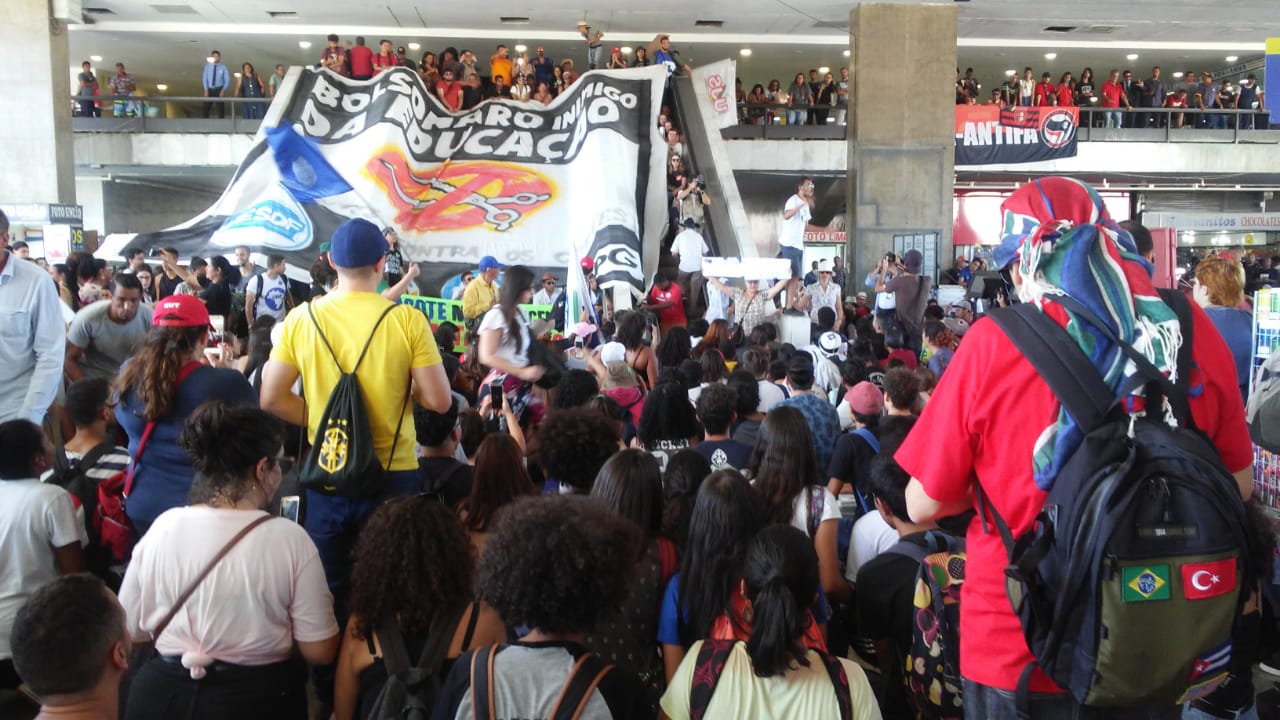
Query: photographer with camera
675 173 712 231
865 252 902 315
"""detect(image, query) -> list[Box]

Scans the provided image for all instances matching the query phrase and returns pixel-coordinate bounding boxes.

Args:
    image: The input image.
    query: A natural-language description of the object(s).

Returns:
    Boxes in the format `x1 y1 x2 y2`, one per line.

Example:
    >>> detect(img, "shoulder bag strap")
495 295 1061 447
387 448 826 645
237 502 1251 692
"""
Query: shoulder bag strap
125 361 201 497
459 600 481 651
416 601 469 675
376 614 412 677
306 301 345 371
469 644 500 720
689 639 738 720
548 651 613 720
850 427 880 454
816 650 854 720
75 442 118 477
150 514 272 643
884 540 929 564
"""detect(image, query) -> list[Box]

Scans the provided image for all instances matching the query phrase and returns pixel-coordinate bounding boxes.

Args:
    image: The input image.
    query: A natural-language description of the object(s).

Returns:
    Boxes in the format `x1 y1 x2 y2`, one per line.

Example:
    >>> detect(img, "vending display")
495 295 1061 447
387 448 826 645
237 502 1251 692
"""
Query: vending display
1251 289 1280 509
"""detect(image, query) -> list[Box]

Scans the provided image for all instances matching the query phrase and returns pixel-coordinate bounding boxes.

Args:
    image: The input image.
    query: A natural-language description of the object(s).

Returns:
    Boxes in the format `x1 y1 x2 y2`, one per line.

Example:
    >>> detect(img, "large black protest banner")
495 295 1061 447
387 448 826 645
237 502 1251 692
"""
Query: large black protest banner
954 105 1079 166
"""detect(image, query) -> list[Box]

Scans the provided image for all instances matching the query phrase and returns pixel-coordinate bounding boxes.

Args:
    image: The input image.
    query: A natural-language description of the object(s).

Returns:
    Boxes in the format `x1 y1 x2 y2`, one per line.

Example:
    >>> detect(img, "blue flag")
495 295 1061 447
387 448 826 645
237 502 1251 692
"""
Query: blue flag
265 124 353 204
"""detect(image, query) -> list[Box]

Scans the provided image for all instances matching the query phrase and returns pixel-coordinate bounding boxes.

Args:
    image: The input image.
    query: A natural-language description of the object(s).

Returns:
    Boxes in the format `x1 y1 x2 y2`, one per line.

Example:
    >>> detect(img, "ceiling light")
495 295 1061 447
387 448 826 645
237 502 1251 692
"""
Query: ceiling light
1226 55 1238 62
206 56 215 63
234 72 242 78
1126 53 1139 60
90 55 102 62
818 66 830 74
1005 69 1016 76
514 44 527 53
1044 52 1057 60
621 46 632 54
843 49 850 57
298 41 311 49
740 48 752 57
156 83 168 91
408 42 420 50
1173 71 1184 78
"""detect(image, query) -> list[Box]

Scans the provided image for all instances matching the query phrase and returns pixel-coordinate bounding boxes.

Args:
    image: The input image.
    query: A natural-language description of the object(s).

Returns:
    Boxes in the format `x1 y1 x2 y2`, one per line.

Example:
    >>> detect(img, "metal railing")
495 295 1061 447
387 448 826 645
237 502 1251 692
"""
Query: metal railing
1072 107 1276 144
70 94 269 134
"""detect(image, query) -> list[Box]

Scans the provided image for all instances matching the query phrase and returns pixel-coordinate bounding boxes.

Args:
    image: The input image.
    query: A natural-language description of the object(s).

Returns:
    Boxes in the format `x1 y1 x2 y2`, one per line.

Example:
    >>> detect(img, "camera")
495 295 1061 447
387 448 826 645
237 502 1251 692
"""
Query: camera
696 175 706 189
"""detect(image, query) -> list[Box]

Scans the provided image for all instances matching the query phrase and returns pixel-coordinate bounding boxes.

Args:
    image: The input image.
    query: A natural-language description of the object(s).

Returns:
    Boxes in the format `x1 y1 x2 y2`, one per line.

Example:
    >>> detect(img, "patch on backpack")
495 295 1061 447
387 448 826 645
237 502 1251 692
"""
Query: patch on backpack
1188 641 1231 683
1121 565 1170 602
1177 672 1229 704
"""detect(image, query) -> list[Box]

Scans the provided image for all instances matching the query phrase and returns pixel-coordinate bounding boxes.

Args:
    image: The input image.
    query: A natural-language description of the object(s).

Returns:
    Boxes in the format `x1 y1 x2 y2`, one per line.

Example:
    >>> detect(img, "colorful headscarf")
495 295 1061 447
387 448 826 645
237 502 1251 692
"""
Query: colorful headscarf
995 177 1181 490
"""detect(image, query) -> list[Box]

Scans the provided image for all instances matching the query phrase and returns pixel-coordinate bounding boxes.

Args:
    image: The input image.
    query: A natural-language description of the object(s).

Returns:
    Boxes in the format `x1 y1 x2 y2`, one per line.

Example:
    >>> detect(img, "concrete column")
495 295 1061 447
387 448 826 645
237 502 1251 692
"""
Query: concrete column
0 0 76 204
847 3 955 283
76 177 105 235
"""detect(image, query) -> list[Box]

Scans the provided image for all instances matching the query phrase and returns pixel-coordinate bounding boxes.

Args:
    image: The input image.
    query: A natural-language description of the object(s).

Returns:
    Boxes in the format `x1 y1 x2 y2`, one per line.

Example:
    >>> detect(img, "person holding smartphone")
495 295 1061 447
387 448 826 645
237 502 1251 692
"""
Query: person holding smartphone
477 265 545 429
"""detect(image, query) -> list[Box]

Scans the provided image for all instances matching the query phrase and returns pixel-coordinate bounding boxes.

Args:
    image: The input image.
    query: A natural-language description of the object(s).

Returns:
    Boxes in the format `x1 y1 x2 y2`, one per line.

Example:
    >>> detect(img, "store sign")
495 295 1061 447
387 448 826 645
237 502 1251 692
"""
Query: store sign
0 203 83 225
1145 212 1280 231
803 230 847 244
955 105 1079 166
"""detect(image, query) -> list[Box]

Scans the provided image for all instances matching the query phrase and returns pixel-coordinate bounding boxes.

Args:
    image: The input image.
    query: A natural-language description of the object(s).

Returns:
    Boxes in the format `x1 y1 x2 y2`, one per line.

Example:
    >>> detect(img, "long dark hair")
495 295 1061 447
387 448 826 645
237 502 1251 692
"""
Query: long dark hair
115 325 206 421
677 469 761 646
498 265 534 353
637 381 701 448
661 449 712 547
591 449 663 540
743 524 820 677
615 311 647 351
655 326 693 369
348 497 474 639
457 432 535 533
242 321 276 389
181 402 283 505
748 406 819 526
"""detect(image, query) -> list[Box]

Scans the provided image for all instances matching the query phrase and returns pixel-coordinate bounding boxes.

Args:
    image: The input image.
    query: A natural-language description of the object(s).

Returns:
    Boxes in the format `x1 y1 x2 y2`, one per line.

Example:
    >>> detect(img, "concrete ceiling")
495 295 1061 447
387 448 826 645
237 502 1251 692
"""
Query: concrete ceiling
67 0 1277 101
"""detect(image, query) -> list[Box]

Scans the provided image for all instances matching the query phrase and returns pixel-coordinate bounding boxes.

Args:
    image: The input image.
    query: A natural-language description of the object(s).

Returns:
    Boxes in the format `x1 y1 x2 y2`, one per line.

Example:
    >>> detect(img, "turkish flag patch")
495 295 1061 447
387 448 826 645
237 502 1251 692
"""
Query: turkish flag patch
1181 559 1237 600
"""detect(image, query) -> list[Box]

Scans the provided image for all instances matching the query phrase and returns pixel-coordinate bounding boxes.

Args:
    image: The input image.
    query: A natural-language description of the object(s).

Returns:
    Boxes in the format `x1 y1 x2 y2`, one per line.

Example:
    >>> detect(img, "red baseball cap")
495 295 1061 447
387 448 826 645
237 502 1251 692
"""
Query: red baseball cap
153 294 211 328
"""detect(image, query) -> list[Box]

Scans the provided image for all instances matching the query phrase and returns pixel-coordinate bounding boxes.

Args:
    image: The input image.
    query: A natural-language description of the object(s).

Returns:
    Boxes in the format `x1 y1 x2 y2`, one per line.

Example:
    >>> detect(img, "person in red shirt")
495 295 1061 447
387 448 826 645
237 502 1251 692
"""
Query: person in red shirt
435 68 463 111
372 39 398 75
1054 72 1075 107
901 177 1253 718
320 34 348 78
1100 68 1131 128
1034 72 1056 106
1165 88 1189 128
348 36 374 80
643 271 687 335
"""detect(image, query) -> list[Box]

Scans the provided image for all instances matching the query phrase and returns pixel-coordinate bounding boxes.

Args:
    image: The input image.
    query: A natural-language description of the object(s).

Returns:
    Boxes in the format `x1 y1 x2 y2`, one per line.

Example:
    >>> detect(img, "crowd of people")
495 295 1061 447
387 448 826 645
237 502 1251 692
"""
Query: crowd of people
736 68 851 126
0 171 1275 720
955 65 1270 130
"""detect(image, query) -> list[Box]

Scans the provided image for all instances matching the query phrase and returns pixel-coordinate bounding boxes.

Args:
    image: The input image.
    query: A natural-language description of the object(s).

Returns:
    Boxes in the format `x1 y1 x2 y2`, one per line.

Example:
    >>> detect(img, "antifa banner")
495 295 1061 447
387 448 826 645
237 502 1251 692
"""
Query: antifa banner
126 65 671 299
954 105 1079 166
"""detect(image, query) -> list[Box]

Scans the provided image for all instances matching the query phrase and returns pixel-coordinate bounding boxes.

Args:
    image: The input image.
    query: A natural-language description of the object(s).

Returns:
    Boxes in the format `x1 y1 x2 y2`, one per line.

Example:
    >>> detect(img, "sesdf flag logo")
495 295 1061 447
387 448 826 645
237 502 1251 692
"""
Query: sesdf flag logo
212 192 313 251
367 152 555 233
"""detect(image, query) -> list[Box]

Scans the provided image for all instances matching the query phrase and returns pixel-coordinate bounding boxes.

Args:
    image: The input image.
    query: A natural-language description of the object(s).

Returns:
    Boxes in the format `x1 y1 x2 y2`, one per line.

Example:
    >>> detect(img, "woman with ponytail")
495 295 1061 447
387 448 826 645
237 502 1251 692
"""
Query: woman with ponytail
659 524 880 719
114 295 255 536
119 402 338 719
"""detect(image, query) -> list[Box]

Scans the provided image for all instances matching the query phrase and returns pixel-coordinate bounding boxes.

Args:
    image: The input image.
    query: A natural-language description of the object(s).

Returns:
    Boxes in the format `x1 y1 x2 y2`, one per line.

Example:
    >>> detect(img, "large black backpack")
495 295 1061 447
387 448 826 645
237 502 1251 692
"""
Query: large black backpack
364 602 469 720
298 302 409 497
983 290 1251 711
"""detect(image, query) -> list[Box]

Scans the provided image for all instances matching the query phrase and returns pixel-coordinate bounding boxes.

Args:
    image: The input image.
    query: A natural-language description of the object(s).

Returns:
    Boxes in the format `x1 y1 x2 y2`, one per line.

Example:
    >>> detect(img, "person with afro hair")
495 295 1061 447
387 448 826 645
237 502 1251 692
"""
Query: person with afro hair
530 407 622 493
434 495 650 719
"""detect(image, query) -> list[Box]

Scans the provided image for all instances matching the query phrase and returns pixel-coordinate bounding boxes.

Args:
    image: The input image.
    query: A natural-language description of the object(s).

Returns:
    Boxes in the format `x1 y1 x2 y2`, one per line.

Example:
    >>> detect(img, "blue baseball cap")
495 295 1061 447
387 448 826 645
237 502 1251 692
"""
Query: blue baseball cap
329 219 388 268
478 255 504 271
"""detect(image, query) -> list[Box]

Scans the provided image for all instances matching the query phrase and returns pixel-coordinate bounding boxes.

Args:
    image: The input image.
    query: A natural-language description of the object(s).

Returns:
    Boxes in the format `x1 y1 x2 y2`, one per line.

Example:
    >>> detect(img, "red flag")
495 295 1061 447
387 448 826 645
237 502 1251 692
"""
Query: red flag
1181 559 1237 600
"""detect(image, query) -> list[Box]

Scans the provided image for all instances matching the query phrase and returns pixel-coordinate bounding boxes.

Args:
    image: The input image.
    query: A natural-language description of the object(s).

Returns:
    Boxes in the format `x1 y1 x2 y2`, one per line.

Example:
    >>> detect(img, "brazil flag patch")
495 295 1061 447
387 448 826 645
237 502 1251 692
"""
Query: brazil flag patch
1122 565 1171 602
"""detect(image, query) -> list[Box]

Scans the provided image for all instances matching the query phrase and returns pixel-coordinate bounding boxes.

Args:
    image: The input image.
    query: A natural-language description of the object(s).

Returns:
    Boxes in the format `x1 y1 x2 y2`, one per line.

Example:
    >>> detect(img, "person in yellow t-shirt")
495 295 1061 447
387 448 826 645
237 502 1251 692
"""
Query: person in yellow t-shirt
462 256 503 321
259 218 452 594
489 45 513 87
660 525 881 720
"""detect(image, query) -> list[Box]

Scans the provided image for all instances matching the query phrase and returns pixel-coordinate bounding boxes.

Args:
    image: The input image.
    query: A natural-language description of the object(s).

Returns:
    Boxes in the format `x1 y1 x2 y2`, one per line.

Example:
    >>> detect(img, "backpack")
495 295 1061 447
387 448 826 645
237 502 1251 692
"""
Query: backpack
849 428 880 515
983 290 1252 709
885 531 966 720
468 645 614 720
687 639 852 720
364 602 469 720
298 302 409 497
49 442 117 579
1247 346 1280 452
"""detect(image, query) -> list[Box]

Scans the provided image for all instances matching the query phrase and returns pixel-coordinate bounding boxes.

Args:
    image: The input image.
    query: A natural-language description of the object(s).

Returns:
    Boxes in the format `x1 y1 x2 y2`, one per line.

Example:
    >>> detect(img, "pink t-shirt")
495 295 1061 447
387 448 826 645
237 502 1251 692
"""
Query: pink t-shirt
119 507 337 676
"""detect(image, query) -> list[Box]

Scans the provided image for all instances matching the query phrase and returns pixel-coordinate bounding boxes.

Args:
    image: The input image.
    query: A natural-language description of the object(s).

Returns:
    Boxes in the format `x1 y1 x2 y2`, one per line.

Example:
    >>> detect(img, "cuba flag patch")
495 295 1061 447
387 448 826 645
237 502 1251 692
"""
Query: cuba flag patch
1177 641 1231 704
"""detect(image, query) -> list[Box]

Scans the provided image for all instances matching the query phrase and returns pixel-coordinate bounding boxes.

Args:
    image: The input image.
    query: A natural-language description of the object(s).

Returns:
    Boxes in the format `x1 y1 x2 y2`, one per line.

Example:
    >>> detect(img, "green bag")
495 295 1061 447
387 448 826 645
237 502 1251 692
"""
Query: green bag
299 302 408 497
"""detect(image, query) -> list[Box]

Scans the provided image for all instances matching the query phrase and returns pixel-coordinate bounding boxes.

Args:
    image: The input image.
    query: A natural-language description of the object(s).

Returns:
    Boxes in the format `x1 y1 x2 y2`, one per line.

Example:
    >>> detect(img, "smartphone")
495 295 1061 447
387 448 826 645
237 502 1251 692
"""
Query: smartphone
490 383 504 412
279 496 301 523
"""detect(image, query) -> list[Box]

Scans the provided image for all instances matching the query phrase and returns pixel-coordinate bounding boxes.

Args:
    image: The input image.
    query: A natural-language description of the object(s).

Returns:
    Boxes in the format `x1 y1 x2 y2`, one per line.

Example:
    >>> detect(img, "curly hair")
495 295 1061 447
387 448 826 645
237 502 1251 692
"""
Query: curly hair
883 367 920 412
348 497 475 639
552 368 600 410
479 496 638 634
530 408 621 493
615 311 647 351
115 325 207 422
655 326 693 369
637 381 701 448
181 402 284 505
458 433 535 533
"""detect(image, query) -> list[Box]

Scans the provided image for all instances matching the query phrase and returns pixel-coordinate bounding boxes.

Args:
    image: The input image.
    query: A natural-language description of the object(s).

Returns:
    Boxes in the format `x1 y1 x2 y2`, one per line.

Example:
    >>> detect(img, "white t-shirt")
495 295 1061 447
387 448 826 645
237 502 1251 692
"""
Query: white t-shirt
757 379 786 413
661 641 881 720
249 272 289 321
789 486 841 536
119 507 337 673
780 195 810 250
479 306 531 368
845 512 900 583
672 229 710 273
0 480 86 659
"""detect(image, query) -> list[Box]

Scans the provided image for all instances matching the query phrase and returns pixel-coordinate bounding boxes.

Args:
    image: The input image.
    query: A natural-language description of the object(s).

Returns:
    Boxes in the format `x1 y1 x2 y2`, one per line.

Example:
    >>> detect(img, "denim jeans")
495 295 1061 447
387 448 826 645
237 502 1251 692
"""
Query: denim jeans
302 469 420 595
962 679 1182 720
1105 111 1123 128
1183 703 1257 720
787 109 807 125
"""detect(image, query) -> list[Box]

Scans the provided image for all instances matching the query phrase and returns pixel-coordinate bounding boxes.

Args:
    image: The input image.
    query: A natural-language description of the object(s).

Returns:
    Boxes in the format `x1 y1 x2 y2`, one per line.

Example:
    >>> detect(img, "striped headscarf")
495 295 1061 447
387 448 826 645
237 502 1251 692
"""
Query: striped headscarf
994 177 1181 491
